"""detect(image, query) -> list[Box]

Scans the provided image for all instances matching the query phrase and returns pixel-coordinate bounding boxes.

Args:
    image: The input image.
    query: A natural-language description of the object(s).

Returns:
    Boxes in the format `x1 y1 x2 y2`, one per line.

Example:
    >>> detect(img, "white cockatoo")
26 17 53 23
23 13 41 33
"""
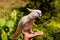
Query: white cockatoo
10 8 42 39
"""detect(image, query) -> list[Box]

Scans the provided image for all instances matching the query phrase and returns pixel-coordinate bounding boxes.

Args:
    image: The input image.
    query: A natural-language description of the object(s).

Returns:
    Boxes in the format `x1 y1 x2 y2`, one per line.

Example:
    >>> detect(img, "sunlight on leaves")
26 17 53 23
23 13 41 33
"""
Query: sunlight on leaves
0 18 6 27
10 10 17 21
1 30 8 40
47 20 60 28
6 20 15 27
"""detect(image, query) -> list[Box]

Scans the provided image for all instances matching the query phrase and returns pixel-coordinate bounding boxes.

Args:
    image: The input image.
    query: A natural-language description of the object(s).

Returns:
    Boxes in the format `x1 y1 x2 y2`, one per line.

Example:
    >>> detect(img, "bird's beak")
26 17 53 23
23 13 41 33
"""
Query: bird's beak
38 16 40 18
38 13 42 18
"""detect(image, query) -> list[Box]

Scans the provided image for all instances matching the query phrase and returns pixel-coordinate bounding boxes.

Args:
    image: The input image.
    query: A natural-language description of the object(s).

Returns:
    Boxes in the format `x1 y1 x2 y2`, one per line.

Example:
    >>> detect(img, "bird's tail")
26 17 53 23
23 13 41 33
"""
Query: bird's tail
10 31 20 39
10 26 22 39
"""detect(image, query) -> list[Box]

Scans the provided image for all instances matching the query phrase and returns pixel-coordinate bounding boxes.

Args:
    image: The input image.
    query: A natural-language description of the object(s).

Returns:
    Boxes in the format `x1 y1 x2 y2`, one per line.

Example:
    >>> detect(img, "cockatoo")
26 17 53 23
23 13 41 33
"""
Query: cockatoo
10 8 42 39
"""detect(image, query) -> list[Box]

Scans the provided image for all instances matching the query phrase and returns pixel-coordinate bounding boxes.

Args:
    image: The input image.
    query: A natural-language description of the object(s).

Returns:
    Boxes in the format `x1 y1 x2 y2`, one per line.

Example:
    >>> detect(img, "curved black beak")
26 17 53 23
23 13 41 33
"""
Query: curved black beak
38 13 42 18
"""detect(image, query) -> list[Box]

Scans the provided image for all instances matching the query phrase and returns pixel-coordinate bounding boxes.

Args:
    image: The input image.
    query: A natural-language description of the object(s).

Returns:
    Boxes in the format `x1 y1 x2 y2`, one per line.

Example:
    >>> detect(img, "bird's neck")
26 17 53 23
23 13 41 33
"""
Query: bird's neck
28 14 35 19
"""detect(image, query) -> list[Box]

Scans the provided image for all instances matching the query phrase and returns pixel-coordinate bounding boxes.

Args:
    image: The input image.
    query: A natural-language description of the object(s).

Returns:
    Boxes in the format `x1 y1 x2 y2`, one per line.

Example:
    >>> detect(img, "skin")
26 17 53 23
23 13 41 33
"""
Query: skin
23 32 43 40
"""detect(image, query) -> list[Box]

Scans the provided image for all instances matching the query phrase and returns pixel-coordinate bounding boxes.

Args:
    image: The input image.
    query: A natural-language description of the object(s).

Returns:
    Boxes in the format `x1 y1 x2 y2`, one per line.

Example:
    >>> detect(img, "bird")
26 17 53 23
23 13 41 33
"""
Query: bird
10 8 42 39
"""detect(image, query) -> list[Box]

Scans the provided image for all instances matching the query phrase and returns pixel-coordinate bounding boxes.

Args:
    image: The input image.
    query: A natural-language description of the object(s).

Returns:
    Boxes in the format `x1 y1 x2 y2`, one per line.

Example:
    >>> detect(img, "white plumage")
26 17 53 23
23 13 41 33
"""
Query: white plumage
10 10 42 39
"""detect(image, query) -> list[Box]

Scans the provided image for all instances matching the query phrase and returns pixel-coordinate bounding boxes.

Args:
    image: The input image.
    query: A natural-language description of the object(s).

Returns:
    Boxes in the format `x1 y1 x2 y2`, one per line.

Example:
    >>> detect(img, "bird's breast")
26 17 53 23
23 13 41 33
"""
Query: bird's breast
23 19 34 30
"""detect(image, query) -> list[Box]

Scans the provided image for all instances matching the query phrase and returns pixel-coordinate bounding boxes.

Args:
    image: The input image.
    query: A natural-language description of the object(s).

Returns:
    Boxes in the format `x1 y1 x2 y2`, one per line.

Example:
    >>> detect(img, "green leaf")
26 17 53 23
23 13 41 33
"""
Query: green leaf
6 20 15 33
1 30 8 40
6 20 15 27
0 18 6 27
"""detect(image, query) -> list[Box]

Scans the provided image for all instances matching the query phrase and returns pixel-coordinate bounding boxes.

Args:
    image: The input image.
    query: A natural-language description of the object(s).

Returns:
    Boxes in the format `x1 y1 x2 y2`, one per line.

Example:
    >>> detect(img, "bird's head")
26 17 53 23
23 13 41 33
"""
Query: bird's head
27 8 42 18
32 10 42 18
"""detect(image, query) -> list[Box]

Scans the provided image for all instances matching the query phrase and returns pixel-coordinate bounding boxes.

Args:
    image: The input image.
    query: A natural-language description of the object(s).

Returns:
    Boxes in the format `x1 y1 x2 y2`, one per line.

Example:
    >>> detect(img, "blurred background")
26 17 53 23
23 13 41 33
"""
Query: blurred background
0 0 60 40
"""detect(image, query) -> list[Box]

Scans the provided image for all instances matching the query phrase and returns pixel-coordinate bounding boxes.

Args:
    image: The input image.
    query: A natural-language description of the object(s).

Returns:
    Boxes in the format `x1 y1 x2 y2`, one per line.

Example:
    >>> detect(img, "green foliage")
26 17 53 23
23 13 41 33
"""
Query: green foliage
0 18 6 27
0 0 60 40
1 30 8 40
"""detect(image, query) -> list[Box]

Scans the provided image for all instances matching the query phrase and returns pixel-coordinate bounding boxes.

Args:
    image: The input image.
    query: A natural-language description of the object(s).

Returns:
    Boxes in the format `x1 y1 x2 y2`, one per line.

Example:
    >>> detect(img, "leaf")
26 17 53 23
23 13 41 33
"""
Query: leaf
6 20 15 32
10 10 17 21
0 18 6 27
1 30 8 40
6 20 15 27
47 20 60 28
